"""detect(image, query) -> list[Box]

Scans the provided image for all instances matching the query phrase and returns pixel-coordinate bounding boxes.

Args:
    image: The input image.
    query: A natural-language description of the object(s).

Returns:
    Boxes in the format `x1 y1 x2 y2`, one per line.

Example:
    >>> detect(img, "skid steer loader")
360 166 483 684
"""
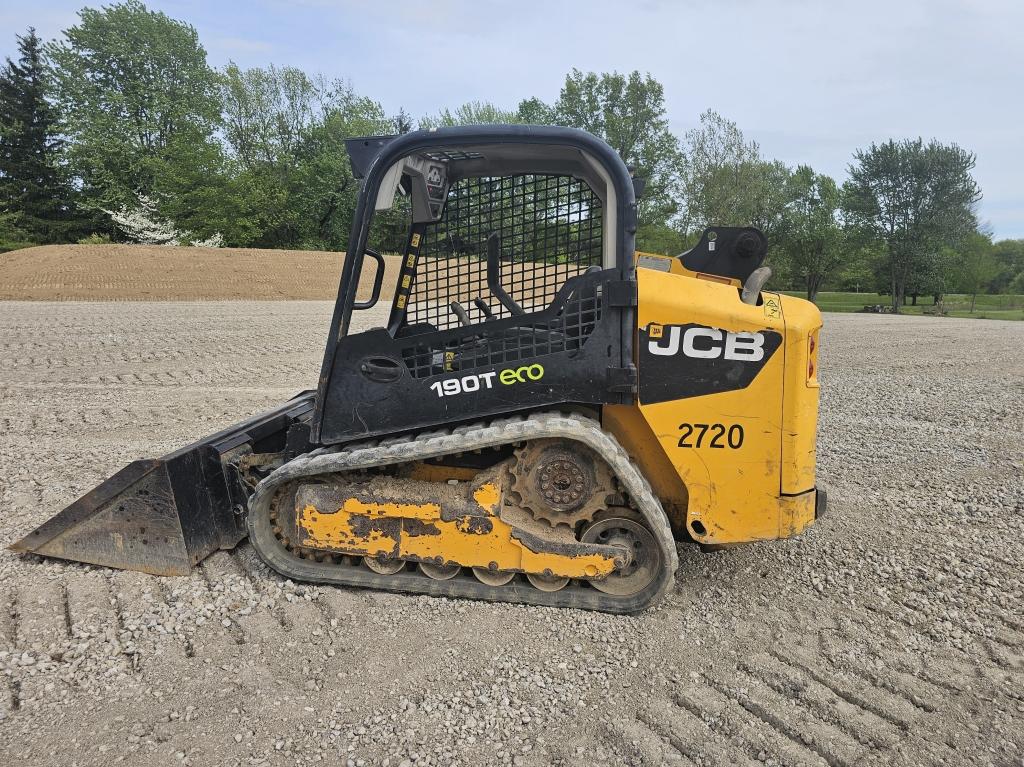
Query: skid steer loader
11 125 825 613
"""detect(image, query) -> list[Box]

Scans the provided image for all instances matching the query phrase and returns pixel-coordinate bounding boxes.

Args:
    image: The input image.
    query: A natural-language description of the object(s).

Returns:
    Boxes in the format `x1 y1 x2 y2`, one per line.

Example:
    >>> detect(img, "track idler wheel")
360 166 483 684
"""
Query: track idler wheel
581 515 661 596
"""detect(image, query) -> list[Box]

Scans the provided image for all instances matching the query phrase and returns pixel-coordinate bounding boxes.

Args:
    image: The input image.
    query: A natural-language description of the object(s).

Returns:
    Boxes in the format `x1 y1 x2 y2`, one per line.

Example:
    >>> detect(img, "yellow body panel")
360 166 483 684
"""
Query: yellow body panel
295 482 618 579
603 264 822 545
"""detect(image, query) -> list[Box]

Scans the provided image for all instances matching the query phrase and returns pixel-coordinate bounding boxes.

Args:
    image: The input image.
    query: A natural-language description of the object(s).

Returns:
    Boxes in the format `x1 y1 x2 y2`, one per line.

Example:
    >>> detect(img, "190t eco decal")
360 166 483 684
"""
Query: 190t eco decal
639 323 782 405
429 364 544 398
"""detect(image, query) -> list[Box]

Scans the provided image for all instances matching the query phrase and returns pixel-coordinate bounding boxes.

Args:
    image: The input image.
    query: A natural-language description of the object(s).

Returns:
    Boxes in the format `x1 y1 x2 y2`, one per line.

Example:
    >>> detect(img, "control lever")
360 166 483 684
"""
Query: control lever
473 297 495 319
449 301 472 326
486 233 525 316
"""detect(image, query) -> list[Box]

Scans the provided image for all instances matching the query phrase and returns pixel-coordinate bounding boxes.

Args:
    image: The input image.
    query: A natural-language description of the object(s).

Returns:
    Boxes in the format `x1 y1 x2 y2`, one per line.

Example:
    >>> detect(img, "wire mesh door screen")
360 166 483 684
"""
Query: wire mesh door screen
404 174 604 331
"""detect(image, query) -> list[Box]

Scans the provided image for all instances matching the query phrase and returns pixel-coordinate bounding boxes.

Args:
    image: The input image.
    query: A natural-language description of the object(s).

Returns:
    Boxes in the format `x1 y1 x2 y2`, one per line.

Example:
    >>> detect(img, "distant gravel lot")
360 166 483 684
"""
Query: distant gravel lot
1 302 1021 767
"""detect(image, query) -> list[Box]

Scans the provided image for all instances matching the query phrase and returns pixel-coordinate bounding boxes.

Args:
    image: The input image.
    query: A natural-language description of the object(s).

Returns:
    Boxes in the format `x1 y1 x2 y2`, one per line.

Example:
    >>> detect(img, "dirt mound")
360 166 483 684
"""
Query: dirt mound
0 244 403 301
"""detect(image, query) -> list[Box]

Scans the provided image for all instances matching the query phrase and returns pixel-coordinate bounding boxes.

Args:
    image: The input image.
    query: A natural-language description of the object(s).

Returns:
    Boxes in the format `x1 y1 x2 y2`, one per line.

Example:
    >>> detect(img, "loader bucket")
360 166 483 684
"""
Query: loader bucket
10 392 316 575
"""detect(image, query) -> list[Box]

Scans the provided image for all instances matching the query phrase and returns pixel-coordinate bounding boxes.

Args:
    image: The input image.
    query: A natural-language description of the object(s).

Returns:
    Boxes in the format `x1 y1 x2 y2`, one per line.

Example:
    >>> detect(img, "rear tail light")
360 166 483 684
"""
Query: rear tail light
807 331 820 385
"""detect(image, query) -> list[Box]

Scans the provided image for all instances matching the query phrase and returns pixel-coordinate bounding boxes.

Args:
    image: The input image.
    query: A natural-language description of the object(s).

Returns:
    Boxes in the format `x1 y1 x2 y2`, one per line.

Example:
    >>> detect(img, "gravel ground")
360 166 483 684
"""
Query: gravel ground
0 301 1021 767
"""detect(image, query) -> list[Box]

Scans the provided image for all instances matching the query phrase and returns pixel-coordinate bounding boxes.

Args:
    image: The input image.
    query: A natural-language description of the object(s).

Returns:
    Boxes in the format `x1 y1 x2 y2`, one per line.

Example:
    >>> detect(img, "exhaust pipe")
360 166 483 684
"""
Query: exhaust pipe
10 392 316 575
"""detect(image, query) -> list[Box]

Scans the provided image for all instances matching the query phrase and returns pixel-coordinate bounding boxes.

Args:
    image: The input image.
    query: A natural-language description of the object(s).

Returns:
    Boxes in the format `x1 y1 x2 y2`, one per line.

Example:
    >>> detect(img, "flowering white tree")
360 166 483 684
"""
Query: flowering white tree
103 193 223 247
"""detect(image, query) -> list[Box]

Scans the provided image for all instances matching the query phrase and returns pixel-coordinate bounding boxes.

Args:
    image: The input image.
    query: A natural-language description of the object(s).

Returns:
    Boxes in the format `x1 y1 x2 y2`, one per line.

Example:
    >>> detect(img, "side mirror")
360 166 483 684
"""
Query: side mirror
353 248 386 310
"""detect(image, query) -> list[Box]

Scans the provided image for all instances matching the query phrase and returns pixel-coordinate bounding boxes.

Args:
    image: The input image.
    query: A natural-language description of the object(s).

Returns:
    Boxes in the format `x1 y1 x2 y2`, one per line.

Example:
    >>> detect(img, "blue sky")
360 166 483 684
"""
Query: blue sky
3 0 1021 239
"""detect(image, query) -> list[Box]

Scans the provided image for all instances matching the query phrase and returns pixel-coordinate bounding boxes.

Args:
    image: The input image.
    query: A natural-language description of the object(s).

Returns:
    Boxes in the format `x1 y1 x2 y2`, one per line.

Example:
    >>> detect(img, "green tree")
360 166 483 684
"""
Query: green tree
47 1 221 213
552 70 680 239
842 138 981 312
832 242 882 293
298 102 395 249
677 110 760 230
748 160 793 244
155 135 256 246
220 63 390 249
515 97 554 124
419 100 518 129
677 110 791 250
390 107 414 134
0 28 80 246
989 239 1024 293
777 166 844 301
956 233 1000 312
905 246 959 306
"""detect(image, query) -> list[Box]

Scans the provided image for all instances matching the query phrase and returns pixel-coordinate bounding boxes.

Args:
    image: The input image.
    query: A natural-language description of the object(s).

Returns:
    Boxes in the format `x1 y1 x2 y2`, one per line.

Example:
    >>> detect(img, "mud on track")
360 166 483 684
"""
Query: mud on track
0 302 1022 766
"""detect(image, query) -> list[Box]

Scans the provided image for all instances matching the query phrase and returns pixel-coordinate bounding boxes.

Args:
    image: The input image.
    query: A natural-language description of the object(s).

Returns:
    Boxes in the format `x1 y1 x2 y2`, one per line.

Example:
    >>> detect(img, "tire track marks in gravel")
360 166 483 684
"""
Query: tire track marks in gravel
150 579 194 660
768 647 917 731
7 579 70 710
828 655 946 714
603 713 700 765
0 590 20 714
704 669 864 767
14 579 68 651
2 306 1023 766
0 589 16 649
672 675 832 766
861 597 1021 661
617 621 971 767
736 653 900 751
635 697 763 766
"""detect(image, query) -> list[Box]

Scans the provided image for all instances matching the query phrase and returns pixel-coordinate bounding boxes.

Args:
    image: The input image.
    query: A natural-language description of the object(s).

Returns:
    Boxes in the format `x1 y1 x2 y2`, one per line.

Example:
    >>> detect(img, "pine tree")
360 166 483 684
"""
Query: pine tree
0 28 77 245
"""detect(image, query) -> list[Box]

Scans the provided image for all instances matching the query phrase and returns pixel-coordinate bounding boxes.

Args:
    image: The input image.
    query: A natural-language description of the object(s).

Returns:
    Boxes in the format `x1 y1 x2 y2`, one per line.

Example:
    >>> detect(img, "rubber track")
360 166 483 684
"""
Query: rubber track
247 411 679 613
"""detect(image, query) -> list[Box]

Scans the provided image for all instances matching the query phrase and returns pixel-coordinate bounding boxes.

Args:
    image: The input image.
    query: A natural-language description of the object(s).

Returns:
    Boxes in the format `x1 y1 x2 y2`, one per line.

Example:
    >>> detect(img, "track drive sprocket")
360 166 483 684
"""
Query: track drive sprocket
508 439 617 528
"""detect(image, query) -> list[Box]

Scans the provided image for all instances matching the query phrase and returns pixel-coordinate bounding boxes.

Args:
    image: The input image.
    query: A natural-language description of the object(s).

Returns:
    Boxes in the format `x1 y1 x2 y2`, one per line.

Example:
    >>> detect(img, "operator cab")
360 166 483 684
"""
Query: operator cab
313 126 639 445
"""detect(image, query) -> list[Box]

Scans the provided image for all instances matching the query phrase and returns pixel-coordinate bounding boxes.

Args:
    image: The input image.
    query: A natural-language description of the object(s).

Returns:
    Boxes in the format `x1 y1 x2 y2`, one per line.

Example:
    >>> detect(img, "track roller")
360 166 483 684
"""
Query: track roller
365 556 405 575
419 562 461 580
472 567 515 586
526 572 570 592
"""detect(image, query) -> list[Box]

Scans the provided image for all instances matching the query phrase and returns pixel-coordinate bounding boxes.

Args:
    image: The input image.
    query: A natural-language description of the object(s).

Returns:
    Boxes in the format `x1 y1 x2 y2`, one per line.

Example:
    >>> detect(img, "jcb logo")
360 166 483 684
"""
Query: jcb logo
648 325 765 362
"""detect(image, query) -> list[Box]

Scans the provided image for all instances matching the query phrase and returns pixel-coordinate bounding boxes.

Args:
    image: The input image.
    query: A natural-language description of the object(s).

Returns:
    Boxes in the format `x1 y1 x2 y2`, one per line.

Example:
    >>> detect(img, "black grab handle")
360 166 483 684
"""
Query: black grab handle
353 247 386 310
486 233 525 316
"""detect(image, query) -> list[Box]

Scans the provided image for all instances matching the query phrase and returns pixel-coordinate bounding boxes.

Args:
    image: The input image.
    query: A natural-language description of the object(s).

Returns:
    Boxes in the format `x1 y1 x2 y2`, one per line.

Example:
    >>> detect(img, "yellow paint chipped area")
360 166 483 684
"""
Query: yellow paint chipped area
778 489 816 538
296 491 615 579
299 504 396 556
472 482 501 514
338 498 440 521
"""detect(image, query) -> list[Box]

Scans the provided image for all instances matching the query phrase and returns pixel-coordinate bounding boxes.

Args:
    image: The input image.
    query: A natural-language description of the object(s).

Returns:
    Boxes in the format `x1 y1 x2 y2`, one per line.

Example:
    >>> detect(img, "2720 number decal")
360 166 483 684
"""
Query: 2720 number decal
677 422 744 449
